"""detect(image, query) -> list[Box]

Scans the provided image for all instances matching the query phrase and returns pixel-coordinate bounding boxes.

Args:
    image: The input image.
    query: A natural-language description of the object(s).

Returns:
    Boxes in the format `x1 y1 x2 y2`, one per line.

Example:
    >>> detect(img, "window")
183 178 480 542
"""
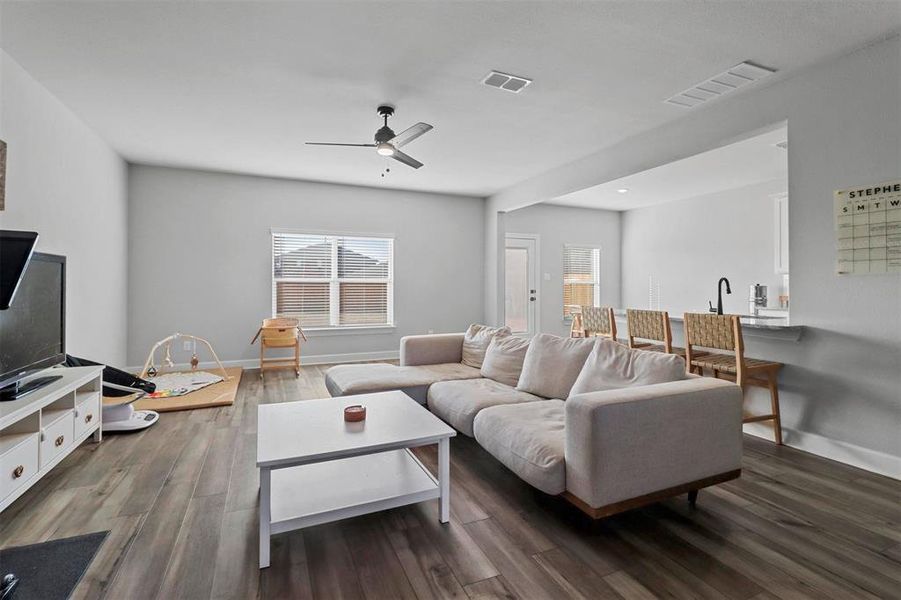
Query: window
563 245 600 319
272 231 394 329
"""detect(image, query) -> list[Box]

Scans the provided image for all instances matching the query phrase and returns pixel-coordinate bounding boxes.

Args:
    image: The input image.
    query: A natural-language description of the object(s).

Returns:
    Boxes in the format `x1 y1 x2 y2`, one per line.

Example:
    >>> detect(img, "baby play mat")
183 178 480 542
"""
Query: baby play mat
105 367 244 413
146 371 223 398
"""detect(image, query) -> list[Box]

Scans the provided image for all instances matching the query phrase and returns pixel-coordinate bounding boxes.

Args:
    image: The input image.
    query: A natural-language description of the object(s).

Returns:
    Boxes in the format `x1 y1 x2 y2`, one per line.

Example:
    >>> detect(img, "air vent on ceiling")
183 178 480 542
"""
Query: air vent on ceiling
665 61 776 109
775 140 788 150
482 70 532 93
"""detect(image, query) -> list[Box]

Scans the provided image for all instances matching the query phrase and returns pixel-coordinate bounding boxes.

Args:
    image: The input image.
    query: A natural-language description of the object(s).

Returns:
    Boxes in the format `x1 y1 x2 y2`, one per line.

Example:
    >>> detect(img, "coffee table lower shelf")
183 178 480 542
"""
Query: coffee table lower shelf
259 448 441 567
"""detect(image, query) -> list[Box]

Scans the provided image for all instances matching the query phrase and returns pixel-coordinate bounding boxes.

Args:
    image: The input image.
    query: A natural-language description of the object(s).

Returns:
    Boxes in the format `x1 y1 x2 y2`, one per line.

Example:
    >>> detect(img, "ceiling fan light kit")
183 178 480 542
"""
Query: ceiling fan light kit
306 104 433 170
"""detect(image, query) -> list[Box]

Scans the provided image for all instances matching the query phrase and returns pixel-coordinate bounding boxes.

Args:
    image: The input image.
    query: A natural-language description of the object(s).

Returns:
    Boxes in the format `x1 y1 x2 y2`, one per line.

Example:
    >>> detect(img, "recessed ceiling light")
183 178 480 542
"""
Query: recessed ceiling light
617 188 629 194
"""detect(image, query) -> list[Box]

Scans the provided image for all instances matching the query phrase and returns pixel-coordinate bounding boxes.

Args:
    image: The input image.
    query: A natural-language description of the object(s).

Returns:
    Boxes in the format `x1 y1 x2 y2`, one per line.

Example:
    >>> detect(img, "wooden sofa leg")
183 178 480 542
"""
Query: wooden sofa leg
688 490 699 507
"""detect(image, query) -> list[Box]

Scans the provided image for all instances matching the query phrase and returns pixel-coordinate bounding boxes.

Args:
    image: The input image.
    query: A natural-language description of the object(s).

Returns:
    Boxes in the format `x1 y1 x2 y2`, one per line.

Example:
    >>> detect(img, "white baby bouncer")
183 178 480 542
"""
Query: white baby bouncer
102 382 159 432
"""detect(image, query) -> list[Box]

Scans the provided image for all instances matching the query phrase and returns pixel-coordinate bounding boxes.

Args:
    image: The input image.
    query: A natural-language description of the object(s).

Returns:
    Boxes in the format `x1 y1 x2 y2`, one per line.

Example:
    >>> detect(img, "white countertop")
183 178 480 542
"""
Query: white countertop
610 310 803 342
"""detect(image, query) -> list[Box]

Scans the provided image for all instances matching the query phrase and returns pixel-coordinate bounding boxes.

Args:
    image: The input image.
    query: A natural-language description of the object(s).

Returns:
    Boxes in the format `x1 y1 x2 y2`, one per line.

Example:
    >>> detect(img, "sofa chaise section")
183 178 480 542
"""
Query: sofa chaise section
324 333 482 403
324 361 481 403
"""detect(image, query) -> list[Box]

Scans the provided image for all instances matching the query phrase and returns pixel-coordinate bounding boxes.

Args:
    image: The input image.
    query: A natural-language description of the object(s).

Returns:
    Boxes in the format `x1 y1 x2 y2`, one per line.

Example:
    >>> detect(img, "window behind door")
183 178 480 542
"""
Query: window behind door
563 245 600 319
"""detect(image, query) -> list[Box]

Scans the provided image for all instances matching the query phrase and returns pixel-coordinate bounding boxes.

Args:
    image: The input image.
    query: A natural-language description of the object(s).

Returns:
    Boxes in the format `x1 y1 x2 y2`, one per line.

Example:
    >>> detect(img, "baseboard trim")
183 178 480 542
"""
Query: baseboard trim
126 350 399 373
297 350 400 366
744 422 900 480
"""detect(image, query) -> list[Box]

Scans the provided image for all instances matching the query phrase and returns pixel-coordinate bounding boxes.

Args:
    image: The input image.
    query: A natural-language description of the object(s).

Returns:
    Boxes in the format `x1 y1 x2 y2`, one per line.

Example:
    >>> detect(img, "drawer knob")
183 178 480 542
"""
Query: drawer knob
13 465 24 479
55 435 65 447
85 414 93 423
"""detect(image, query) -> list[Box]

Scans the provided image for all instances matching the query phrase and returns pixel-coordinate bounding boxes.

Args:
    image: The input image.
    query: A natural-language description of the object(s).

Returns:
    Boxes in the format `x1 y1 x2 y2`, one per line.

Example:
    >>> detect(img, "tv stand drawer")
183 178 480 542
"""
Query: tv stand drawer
41 411 74 468
0 433 40 502
75 392 100 439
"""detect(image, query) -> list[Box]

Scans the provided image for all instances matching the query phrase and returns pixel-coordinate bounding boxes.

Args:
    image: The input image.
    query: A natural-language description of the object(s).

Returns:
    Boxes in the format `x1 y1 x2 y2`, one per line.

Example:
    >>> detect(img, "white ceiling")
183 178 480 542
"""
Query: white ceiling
1 2 898 197
549 126 788 211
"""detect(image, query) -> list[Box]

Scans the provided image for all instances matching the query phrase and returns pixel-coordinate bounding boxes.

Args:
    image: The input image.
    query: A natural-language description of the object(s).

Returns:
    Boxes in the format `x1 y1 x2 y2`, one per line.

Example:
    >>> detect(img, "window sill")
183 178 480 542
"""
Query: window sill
302 325 397 337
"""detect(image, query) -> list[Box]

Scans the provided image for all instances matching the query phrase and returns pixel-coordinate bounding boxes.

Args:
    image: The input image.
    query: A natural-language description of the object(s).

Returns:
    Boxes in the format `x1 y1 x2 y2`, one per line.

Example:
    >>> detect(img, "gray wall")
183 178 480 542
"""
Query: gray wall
505 203 621 338
127 166 485 365
0 51 128 365
622 179 787 316
486 35 901 476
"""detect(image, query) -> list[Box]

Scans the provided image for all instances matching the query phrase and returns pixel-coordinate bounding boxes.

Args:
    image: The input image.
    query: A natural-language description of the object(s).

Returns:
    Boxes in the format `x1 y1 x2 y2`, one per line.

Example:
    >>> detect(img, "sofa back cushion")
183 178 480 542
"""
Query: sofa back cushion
480 335 530 387
569 338 686 396
461 324 512 368
516 334 595 399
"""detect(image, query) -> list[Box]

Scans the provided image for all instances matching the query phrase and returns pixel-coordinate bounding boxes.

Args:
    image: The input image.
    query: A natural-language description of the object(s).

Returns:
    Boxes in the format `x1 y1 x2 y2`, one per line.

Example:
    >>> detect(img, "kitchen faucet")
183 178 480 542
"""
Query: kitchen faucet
711 277 731 315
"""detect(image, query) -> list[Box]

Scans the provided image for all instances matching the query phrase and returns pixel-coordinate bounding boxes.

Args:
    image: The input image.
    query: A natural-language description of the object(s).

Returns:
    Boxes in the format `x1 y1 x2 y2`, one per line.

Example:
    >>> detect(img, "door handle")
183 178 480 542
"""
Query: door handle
529 297 536 301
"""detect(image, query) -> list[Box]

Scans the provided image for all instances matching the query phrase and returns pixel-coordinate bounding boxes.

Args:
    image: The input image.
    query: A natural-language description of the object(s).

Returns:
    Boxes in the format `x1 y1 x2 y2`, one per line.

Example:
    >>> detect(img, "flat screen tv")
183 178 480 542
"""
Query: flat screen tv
0 252 66 400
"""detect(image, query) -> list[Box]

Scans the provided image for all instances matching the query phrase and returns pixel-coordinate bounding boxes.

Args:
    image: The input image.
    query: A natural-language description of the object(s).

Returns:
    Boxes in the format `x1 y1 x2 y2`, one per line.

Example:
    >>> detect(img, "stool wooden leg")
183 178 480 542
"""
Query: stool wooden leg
259 342 265 381
767 370 783 445
294 342 300 377
688 490 698 507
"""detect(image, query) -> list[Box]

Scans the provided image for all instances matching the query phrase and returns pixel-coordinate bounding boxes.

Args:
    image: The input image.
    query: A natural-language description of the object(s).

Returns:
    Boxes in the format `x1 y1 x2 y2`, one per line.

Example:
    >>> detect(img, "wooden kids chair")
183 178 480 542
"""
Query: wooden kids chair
251 317 307 380
683 313 783 445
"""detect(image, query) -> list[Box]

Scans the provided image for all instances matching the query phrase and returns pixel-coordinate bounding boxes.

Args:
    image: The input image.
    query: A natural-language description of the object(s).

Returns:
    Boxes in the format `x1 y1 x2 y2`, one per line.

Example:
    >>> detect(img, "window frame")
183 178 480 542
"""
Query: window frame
271 229 395 331
562 244 602 320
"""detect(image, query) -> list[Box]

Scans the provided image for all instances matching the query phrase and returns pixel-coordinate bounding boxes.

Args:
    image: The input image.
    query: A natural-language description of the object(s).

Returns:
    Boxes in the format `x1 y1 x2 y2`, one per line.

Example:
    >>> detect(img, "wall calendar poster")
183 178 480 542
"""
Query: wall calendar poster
834 179 901 274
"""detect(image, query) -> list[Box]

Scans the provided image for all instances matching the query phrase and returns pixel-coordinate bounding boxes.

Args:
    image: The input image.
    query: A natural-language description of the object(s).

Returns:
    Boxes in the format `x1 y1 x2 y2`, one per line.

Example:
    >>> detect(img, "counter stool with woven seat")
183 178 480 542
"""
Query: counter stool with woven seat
683 313 783 445
626 309 682 355
571 306 617 340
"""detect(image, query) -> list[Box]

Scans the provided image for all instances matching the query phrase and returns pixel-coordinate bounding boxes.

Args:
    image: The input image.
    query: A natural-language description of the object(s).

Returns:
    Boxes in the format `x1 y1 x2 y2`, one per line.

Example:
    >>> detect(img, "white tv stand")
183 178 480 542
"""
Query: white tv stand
0 366 103 512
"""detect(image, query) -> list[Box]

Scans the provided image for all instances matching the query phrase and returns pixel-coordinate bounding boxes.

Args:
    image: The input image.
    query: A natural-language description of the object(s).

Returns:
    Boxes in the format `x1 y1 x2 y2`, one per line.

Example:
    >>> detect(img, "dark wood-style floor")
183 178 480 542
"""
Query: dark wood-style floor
1 365 899 600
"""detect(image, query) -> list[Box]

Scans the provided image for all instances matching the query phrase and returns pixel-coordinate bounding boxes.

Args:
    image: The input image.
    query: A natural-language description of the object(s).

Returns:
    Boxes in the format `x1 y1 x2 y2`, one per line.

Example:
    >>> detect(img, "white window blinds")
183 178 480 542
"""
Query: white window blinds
563 245 600 318
272 232 394 328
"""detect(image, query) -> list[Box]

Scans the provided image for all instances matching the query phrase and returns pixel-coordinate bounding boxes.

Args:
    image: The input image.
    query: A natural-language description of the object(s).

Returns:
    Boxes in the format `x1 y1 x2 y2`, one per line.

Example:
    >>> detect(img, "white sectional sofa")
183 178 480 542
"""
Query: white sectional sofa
324 328 743 518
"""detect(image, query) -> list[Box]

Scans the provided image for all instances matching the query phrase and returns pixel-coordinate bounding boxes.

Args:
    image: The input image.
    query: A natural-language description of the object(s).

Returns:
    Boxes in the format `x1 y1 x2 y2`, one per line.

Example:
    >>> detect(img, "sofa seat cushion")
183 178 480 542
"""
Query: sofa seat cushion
427 378 544 437
569 338 686 397
325 362 482 403
473 400 566 495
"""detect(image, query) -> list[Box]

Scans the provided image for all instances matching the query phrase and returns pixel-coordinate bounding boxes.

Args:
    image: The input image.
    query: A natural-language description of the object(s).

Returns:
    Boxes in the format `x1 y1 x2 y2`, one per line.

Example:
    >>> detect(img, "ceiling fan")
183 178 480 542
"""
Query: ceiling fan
306 105 433 169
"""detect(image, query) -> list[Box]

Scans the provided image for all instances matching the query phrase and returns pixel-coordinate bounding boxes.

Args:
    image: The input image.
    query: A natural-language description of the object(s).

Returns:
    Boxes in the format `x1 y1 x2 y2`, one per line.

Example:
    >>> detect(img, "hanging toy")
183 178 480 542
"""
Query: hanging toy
163 341 175 368
190 338 199 371
139 332 231 382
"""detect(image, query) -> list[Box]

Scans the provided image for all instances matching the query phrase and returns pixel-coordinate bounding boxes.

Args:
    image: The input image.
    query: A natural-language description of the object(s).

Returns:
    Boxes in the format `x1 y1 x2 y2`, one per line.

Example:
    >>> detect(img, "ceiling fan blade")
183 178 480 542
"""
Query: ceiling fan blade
389 123 433 148
305 142 376 147
390 150 423 169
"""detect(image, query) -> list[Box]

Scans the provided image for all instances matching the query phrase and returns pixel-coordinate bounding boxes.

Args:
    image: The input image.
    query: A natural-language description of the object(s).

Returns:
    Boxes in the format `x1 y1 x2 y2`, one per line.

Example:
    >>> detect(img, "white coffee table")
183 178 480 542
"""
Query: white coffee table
256 390 456 568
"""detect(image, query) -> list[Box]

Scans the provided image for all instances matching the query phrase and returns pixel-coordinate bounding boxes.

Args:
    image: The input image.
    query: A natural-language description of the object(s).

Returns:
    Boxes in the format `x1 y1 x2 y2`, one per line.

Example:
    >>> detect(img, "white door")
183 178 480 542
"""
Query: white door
505 235 539 336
